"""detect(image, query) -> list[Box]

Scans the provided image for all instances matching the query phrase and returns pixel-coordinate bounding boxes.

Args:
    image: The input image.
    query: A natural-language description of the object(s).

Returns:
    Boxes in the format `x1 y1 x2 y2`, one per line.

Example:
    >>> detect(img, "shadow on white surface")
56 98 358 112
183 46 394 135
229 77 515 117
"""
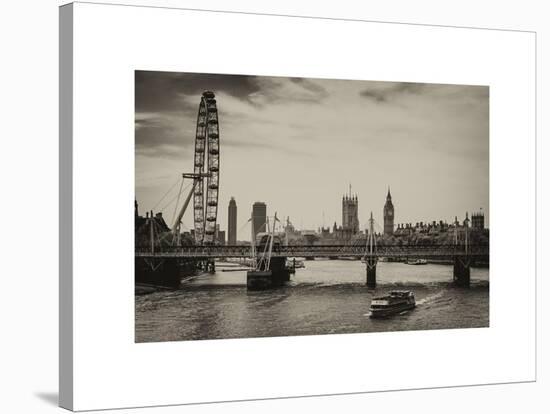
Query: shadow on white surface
35 392 58 407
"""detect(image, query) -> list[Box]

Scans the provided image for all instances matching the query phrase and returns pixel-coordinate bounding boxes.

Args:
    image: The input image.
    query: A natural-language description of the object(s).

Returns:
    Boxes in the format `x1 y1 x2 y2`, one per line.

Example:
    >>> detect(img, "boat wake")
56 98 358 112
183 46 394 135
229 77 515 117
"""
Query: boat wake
292 279 489 290
416 291 446 306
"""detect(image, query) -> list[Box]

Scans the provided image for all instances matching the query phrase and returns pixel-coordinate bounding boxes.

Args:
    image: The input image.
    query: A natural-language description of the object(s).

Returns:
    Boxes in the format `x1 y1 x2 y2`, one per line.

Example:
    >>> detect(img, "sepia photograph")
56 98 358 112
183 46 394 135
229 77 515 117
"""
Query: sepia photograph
134 70 489 343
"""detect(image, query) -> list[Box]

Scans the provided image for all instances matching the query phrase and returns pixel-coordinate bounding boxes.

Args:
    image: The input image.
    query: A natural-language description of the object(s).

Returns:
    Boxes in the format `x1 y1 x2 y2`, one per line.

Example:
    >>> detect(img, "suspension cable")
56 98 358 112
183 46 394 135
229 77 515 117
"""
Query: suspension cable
151 176 182 211
158 181 192 213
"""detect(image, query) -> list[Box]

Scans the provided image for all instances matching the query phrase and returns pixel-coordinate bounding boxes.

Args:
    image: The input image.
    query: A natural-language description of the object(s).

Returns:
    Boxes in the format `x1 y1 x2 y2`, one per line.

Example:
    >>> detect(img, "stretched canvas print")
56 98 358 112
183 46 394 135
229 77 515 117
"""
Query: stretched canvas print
60 3 535 410
134 71 490 342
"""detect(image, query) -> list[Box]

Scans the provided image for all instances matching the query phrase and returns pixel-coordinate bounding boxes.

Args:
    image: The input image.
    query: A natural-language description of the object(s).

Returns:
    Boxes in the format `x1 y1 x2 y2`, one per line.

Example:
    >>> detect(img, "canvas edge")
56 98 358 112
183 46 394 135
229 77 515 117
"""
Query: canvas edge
59 2 74 411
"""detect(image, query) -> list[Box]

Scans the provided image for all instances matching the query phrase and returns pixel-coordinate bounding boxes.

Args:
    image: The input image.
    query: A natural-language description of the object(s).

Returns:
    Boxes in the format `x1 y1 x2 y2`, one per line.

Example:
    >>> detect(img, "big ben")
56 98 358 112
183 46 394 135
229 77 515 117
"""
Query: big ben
383 187 394 236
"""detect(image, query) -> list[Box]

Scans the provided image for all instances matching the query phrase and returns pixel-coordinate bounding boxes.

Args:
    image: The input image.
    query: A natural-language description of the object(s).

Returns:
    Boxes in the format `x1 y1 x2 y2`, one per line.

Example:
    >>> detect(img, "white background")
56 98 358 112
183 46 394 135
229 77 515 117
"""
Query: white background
0 0 548 413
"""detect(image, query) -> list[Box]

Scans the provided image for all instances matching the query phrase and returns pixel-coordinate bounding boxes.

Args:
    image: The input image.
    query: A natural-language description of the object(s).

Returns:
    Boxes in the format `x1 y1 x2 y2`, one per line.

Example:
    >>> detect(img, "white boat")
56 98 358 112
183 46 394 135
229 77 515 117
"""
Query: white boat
369 290 416 318
406 258 428 265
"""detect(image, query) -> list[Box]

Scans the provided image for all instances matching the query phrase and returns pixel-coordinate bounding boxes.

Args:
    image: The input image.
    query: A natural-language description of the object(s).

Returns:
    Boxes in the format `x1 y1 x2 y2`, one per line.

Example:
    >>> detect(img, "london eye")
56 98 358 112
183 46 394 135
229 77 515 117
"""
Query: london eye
192 91 220 245
167 91 220 246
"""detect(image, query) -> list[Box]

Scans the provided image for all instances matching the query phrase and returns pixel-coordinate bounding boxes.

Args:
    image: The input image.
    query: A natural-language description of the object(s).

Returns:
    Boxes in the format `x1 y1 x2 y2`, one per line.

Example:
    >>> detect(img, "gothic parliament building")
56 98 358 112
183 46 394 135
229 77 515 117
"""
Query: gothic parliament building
332 187 395 239
329 186 484 241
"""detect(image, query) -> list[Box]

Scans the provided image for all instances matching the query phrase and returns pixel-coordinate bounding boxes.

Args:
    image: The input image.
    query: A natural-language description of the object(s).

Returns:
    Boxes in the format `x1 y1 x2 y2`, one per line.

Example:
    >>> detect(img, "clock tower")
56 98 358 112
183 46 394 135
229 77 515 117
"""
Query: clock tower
383 187 394 236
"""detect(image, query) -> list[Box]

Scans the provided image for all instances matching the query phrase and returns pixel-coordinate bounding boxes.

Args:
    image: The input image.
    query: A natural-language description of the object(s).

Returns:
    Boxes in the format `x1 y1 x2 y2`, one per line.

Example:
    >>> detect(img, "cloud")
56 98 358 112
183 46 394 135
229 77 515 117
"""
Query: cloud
289 78 329 97
134 71 331 157
358 82 427 103
358 81 488 107
135 70 263 113
135 110 195 159
248 77 329 106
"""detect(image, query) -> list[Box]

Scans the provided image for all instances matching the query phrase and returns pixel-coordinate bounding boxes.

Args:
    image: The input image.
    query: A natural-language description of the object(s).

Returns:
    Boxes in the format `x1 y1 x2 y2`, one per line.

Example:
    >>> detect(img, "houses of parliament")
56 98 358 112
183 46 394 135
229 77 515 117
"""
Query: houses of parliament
329 186 395 239
322 186 486 243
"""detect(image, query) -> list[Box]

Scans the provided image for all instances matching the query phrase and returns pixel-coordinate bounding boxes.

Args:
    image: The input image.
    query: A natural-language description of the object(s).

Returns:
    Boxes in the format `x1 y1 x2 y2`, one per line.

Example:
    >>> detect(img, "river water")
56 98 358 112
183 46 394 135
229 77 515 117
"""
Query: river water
135 260 489 343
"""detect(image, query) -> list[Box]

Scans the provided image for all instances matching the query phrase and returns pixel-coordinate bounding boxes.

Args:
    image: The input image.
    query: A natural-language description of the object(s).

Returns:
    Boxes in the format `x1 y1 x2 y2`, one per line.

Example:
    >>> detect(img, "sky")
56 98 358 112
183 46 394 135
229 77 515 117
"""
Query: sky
135 71 489 240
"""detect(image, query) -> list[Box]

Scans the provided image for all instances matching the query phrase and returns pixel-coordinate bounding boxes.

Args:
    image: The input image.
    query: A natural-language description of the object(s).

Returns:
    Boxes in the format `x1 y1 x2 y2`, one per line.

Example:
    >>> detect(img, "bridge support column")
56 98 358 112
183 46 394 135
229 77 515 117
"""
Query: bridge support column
207 260 216 274
267 257 290 285
453 256 470 287
247 257 290 290
366 257 377 288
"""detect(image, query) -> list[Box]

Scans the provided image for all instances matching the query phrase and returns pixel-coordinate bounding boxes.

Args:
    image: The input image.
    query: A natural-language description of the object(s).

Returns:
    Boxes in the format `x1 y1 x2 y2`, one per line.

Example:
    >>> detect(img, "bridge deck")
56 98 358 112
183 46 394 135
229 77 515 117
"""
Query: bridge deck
135 244 489 259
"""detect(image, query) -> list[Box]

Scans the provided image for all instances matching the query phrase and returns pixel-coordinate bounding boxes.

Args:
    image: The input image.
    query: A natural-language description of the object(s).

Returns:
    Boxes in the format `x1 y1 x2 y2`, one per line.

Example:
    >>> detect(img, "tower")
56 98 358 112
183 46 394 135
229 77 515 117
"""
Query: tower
471 210 485 230
342 184 359 235
463 212 470 228
252 202 267 238
228 197 237 244
215 224 226 245
383 187 394 236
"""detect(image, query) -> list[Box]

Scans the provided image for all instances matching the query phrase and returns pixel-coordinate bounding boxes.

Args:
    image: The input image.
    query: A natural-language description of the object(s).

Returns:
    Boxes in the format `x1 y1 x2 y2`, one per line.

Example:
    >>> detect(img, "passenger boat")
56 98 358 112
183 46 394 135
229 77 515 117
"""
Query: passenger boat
286 258 305 269
406 258 428 265
369 290 416 318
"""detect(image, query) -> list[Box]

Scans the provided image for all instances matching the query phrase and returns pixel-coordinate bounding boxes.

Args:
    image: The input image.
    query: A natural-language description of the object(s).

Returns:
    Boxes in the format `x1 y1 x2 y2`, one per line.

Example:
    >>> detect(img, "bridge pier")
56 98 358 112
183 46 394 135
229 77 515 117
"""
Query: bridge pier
453 256 470 287
207 260 216 274
247 257 290 290
366 257 377 288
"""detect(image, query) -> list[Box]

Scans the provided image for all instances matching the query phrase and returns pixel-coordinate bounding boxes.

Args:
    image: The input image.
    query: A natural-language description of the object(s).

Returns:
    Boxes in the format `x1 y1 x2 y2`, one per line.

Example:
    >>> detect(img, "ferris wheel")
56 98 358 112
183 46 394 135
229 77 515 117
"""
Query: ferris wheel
169 91 220 246
192 91 220 245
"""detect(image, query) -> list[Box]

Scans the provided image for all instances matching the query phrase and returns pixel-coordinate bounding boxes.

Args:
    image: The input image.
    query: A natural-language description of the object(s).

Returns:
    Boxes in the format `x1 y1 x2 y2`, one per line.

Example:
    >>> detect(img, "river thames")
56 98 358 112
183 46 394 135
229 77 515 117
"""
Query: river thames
135 260 489 343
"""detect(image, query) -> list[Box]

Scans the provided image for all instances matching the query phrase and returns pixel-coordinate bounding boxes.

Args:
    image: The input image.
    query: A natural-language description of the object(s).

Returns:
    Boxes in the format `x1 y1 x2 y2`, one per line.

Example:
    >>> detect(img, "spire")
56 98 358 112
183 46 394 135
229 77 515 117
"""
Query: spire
463 212 470 227
386 186 392 200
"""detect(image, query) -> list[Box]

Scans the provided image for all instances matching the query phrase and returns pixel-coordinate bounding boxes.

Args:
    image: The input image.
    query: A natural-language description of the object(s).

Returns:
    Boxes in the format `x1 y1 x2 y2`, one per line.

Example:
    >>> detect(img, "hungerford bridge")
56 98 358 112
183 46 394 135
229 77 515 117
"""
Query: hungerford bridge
136 91 488 289
136 211 488 289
